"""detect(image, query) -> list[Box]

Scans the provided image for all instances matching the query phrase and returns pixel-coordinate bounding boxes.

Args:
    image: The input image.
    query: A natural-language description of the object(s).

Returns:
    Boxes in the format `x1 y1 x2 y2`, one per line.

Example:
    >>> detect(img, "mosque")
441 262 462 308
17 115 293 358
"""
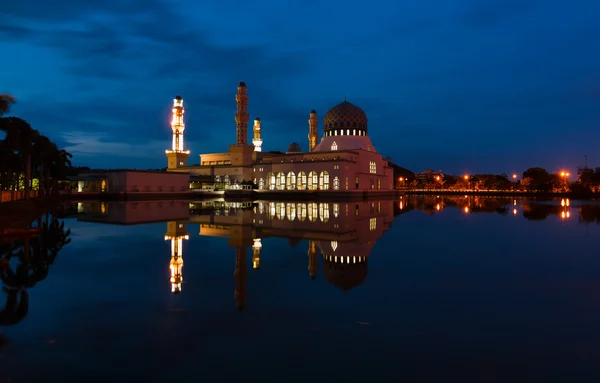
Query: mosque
166 82 396 193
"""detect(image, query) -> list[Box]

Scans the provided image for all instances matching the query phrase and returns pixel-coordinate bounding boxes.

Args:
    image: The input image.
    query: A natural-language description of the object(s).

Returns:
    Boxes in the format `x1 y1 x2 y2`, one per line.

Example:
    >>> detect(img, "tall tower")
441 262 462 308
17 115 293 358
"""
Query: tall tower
308 109 318 152
235 82 249 145
234 246 247 311
165 95 190 170
252 238 262 268
165 222 189 294
308 240 318 280
252 118 263 152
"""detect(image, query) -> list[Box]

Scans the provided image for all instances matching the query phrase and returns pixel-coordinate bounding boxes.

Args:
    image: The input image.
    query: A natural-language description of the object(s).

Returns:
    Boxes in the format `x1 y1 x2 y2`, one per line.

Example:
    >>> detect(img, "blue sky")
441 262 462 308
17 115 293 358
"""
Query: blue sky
1 0 599 175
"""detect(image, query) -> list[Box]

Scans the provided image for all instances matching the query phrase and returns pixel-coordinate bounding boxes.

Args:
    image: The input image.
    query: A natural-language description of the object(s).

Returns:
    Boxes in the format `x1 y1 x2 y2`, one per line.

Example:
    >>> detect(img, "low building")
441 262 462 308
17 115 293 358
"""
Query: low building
69 170 190 196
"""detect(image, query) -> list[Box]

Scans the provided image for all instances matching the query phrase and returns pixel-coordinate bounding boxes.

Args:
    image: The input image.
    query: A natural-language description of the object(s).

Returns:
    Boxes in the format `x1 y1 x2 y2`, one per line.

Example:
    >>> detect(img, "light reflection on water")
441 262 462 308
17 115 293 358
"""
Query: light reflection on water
2 196 600 382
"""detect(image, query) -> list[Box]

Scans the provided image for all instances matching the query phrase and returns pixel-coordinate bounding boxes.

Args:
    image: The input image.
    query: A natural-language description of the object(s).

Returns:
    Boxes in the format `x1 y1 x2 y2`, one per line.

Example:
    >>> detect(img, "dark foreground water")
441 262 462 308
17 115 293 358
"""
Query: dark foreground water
2 196 600 382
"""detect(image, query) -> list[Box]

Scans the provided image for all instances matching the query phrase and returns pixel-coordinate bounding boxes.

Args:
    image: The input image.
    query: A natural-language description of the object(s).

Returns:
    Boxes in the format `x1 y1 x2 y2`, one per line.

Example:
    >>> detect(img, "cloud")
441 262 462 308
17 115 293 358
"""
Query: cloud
61 131 166 158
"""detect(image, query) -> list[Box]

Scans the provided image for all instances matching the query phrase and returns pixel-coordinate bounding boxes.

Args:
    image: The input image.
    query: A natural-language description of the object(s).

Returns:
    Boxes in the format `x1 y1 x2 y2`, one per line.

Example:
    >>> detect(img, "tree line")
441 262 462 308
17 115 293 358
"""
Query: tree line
0 94 72 200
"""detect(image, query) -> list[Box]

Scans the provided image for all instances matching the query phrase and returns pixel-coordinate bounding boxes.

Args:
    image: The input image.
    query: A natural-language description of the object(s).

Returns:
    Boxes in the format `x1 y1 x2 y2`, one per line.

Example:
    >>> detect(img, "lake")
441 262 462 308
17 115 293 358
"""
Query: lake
1 196 600 382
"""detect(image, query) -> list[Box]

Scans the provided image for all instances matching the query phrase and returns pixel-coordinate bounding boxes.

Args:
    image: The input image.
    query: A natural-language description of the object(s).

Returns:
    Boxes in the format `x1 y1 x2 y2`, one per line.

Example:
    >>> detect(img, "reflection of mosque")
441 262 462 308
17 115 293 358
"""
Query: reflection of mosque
163 200 395 309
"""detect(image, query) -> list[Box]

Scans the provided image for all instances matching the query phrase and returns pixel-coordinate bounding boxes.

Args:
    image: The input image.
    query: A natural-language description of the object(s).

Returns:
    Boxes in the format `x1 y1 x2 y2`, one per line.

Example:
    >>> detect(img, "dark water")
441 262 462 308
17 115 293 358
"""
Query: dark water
2 196 600 382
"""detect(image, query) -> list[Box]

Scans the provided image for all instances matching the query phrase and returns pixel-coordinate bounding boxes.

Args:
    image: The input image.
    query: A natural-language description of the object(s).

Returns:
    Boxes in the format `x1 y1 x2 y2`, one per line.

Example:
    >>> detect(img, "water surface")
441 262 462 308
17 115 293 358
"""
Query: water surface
1 196 600 382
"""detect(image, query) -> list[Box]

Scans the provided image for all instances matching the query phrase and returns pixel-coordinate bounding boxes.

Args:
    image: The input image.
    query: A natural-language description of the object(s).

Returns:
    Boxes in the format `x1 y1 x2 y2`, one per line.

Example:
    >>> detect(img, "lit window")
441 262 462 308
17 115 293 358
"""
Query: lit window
331 241 338 252
331 141 338 151
319 171 330 190
370 217 377 231
333 176 340 190
370 161 376 174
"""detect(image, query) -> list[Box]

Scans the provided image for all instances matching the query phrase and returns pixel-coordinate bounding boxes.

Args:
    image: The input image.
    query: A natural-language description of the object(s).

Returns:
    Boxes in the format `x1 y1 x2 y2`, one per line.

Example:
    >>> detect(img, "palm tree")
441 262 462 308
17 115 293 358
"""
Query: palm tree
33 135 57 197
0 94 16 117
0 117 38 199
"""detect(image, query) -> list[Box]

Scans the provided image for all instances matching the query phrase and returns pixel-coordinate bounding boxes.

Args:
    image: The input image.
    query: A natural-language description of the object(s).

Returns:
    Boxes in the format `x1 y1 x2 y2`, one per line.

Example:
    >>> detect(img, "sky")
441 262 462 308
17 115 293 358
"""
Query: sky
1 0 599 175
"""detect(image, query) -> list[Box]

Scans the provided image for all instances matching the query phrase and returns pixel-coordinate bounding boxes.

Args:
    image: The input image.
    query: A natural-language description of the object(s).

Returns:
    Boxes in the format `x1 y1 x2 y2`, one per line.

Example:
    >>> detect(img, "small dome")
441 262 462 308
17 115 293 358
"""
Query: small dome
323 100 368 135
287 142 302 153
323 257 368 291
255 117 260 121
175 95 182 100
239 81 246 87
310 109 317 114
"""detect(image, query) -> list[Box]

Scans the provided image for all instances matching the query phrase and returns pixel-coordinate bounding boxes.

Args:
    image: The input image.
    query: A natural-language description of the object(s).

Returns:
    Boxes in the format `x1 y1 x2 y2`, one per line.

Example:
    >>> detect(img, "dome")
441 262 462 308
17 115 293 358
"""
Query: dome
287 142 302 153
323 257 368 291
174 95 182 100
323 100 368 136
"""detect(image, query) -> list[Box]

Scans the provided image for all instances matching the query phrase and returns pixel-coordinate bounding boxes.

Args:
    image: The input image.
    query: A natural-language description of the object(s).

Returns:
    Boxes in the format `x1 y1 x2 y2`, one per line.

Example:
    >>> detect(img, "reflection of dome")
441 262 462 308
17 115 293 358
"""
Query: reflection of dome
323 256 368 291
287 237 302 248
323 100 368 135
287 142 302 153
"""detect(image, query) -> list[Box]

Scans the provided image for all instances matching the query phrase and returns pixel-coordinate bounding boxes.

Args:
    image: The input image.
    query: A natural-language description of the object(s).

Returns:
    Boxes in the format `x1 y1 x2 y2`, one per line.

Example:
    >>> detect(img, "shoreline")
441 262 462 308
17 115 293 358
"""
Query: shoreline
404 190 598 199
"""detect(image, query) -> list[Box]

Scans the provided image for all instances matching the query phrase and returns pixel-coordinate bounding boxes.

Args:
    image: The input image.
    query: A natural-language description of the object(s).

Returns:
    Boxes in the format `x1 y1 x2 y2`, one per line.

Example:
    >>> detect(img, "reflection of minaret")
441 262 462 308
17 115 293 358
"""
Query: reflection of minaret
165 222 188 294
235 82 249 145
165 96 191 169
308 240 317 279
234 246 247 311
308 110 318 152
252 118 262 152
252 238 262 269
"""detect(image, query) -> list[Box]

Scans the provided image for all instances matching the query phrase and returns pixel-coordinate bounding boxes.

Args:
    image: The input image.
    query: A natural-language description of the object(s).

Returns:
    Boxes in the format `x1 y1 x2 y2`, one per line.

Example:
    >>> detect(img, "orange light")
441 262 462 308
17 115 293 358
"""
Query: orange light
512 174 517 179
464 175 469 180
464 206 469 213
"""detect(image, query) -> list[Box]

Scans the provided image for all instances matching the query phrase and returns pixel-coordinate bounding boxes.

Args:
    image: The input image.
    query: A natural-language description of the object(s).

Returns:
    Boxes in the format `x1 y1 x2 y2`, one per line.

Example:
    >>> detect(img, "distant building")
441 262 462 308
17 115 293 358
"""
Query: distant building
415 169 445 184
165 83 395 192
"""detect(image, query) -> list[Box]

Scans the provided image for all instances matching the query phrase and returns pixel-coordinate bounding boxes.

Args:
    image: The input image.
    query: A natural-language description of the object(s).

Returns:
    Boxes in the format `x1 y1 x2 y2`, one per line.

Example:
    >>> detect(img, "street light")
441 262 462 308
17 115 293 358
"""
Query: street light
464 174 470 191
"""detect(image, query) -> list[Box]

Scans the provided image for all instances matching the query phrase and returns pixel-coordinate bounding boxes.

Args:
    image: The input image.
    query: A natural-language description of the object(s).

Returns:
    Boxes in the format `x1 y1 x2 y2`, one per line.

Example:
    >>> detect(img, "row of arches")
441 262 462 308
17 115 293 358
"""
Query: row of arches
258 202 342 222
258 171 340 191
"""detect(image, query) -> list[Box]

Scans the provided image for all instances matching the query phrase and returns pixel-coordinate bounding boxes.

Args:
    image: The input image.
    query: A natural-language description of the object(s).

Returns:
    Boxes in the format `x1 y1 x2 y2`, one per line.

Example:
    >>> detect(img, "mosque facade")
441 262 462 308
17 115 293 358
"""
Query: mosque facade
166 82 395 192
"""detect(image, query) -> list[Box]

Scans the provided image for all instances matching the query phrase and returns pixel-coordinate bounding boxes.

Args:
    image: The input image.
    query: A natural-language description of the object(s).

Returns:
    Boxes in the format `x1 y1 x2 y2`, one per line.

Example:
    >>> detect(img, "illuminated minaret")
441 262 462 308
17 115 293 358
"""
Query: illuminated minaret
308 240 318 280
165 95 190 169
234 246 247 311
235 82 249 145
252 118 263 152
252 238 262 269
164 222 189 294
308 109 318 152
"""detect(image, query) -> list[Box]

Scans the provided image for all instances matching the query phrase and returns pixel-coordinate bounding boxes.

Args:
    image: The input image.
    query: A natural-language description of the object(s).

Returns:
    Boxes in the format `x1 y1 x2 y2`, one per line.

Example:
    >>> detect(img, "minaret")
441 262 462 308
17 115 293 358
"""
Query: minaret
308 240 318 279
252 238 262 269
234 246 247 311
165 222 188 294
308 109 318 152
252 118 263 152
235 82 249 145
165 95 190 169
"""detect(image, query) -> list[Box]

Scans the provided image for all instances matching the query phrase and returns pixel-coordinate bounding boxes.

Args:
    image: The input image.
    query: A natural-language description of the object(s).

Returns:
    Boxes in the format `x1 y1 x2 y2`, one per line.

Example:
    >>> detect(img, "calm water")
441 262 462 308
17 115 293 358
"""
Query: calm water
2 196 600 382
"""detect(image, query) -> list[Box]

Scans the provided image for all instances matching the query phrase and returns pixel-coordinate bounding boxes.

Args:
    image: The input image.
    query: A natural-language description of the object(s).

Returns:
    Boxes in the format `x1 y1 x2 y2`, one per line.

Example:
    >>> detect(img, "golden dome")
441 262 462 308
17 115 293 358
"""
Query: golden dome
323 100 368 135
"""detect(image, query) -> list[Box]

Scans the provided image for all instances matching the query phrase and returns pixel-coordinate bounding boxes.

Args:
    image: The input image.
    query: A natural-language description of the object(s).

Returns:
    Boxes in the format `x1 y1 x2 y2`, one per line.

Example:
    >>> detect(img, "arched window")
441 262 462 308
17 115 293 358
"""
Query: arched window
319 203 330 222
267 172 276 190
286 172 296 190
297 203 307 221
308 171 318 190
215 175 221 183
333 176 340 190
276 172 285 190
319 171 330 190
333 203 340 218
276 202 285 220
308 202 318 222
268 202 276 219
297 171 307 190
224 175 230 187
259 178 264 190
286 203 296 221
331 141 338 151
